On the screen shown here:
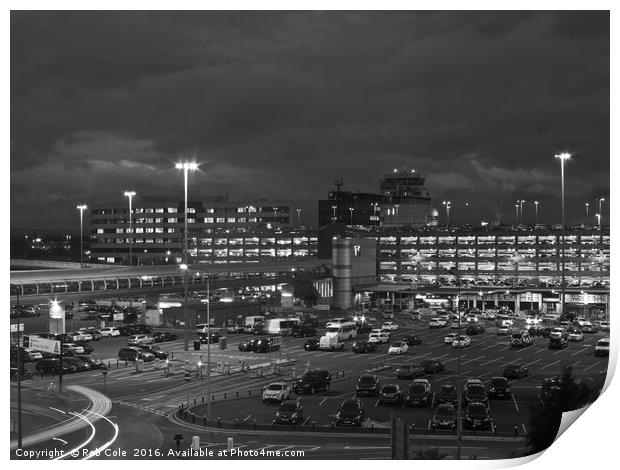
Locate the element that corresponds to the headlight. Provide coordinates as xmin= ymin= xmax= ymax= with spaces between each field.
xmin=291 ymin=413 xmax=298 ymax=418
xmin=275 ymin=412 xmax=280 ymax=417
xmin=355 ymin=415 xmax=362 ymax=420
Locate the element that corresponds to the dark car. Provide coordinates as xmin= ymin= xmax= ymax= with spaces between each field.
xmin=502 ymin=364 xmax=529 ymax=380
xmin=541 ymin=377 xmax=561 ymax=402
xmin=356 ymin=324 xmax=373 ymax=335
xmin=74 ymin=342 xmax=95 ymax=354
xmin=335 ymin=399 xmax=365 ymax=426
xmin=126 ymin=324 xmax=153 ymax=335
xmin=420 ymin=359 xmax=445 ymax=374
xmin=239 ymin=338 xmax=257 ymax=352
xmin=138 ymin=344 xmax=169 ymax=359
xmin=200 ymin=330 xmax=223 ymax=344
xmin=292 ymin=324 xmax=317 ymax=338
xmin=35 ymin=358 xmax=77 ymax=375
xmin=118 ymin=347 xmax=155 ymax=362
xmin=465 ymin=324 xmax=485 ymax=335
xmin=10 ymin=367 xmax=33 ymax=381
xmin=225 ymin=324 xmax=245 ymax=334
xmin=488 ymin=377 xmax=511 ymax=399
xmin=153 ymin=331 xmax=178 ymax=342
xmin=464 ymin=403 xmax=492 ymax=430
xmin=378 ymin=384 xmax=403 ymax=405
xmin=401 ymin=335 xmax=423 ymax=346
xmin=254 ymin=337 xmax=281 ymax=353
xmin=63 ymin=357 xmax=92 ymax=372
xmin=293 ymin=369 xmax=331 ymax=395
xmin=405 ymin=379 xmax=432 ymax=406
xmin=548 ymin=335 xmax=568 ymax=349
xmin=582 ymin=323 xmax=599 ymax=334
xmin=352 ymin=341 xmax=377 ymax=354
xmin=463 ymin=380 xmax=488 ymax=406
xmin=355 ymin=375 xmax=380 ymax=396
xmin=431 ymin=404 xmax=457 ymax=429
xmin=82 ymin=328 xmax=103 ymax=341
xmin=302 ymin=338 xmax=320 ymax=351
xmin=437 ymin=385 xmax=459 ymax=406
xmin=540 ymin=327 xmax=554 ymax=338
xmin=274 ymin=400 xmax=303 ymax=425
xmin=395 ymin=364 xmax=425 ymax=380
xmin=75 ymin=355 xmax=104 ymax=370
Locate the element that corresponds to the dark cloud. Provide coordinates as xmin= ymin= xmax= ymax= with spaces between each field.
xmin=10 ymin=11 xmax=609 ymax=231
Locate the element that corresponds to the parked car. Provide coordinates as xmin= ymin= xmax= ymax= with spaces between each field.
xmin=395 ymin=364 xmax=425 ymax=380
xmin=291 ymin=323 xmax=317 ymax=338
xmin=352 ymin=340 xmax=376 ymax=353
xmin=293 ymin=369 xmax=331 ymax=394
xmin=429 ymin=318 xmax=447 ymax=328
xmin=62 ymin=343 xmax=85 ymax=356
xmin=548 ymin=334 xmax=568 ymax=349
xmin=303 ymin=338 xmax=320 ymax=351
xmin=463 ymin=379 xmax=488 ymax=406
xmin=199 ymin=330 xmax=223 ymax=344
xmin=118 ymin=347 xmax=155 ymax=362
xmin=274 ymin=400 xmax=303 ymax=424
xmin=420 ymin=359 xmax=445 ymax=374
xmin=262 ymin=382 xmax=293 ymax=403
xmin=19 ymin=347 xmax=43 ymax=362
xmin=488 ymin=377 xmax=511 ymax=399
xmin=444 ymin=333 xmax=458 ymax=344
xmin=405 ymin=379 xmax=432 ymax=407
xmin=381 ymin=321 xmax=399 ymax=331
xmin=510 ymin=332 xmax=533 ymax=347
xmin=138 ymin=344 xmax=168 ymax=359
xmin=80 ymin=328 xmax=102 ymax=341
xmin=10 ymin=367 xmax=33 ymax=381
xmin=378 ymin=384 xmax=404 ymax=405
xmin=99 ymin=327 xmax=121 ymax=338
xmin=355 ymin=375 xmax=380 ymax=396
xmin=388 ymin=342 xmax=409 ymax=355
xmin=567 ymin=328 xmax=584 ymax=342
xmin=401 ymin=335 xmax=422 ymax=346
xmin=125 ymin=324 xmax=153 ymax=335
xmin=599 ymin=321 xmax=610 ymax=332
xmin=437 ymin=385 xmax=459 ymax=406
xmin=238 ymin=339 xmax=256 ymax=352
xmin=335 ymin=399 xmax=365 ymax=426
xmin=452 ymin=335 xmax=471 ymax=348
xmin=127 ymin=335 xmax=155 ymax=346
xmin=75 ymin=355 xmax=104 ymax=370
xmin=35 ymin=358 xmax=77 ymax=375
xmin=464 ymin=403 xmax=492 ymax=430
xmin=63 ymin=357 xmax=92 ymax=372
xmin=153 ymin=331 xmax=177 ymax=342
xmin=255 ymin=337 xmax=282 ymax=353
xmin=502 ymin=364 xmax=529 ymax=379
xmin=541 ymin=377 xmax=561 ymax=401
xmin=368 ymin=332 xmax=389 ymax=344
xmin=431 ymin=404 xmax=457 ymax=429
xmin=76 ymin=330 xmax=93 ymax=342
xmin=225 ymin=324 xmax=245 ymax=335
xmin=466 ymin=324 xmax=485 ymax=335
xmin=595 ymin=338 xmax=610 ymax=357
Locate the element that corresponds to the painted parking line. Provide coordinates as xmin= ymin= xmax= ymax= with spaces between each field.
xmin=482 ymin=344 xmax=498 ymax=351
xmin=480 ymin=357 xmax=504 ymax=367
xmin=242 ymin=414 xmax=252 ymax=422
xmin=319 ymin=397 xmax=329 ymax=407
xmin=524 ymin=358 xmax=541 ymax=367
xmin=541 ymin=360 xmax=560 ymax=370
xmin=511 ymin=393 xmax=520 ymax=413
xmin=533 ymin=348 xmax=547 ymax=354
xmin=582 ymin=363 xmax=599 ymax=373
xmin=331 ymin=352 xmax=351 ymax=359
xmin=462 ymin=355 xmax=486 ymax=365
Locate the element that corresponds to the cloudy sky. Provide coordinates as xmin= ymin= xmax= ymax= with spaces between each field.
xmin=10 ymin=11 xmax=609 ymax=232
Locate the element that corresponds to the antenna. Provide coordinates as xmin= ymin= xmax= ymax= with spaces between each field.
xmin=333 ymin=177 xmax=343 ymax=192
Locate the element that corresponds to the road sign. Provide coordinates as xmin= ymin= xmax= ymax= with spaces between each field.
xmin=113 ymin=313 xmax=124 ymax=321
xmin=27 ymin=336 xmax=61 ymax=354
xmin=10 ymin=324 xmax=24 ymax=333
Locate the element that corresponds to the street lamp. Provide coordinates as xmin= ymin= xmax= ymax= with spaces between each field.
xmin=394 ymin=204 xmax=399 ymax=225
xmin=296 ymin=208 xmax=301 ymax=226
xmin=534 ymin=201 xmax=539 ymax=226
xmin=514 ymin=203 xmax=519 ymax=225
xmin=123 ymin=191 xmax=136 ymax=266
xmin=585 ymin=202 xmax=590 ymax=221
xmin=331 ymin=205 xmax=337 ymax=221
xmin=597 ymin=198 xmax=605 ymax=224
xmin=176 ymin=161 xmax=199 ymax=351
xmin=76 ymin=204 xmax=87 ymax=268
xmin=555 ymin=152 xmax=571 ymax=316
xmin=349 ymin=207 xmax=355 ymax=226
xmin=272 ymin=207 xmax=278 ymax=224
xmin=596 ymin=213 xmax=601 ymax=227
xmin=442 ymin=200 xmax=451 ymax=226
xmin=520 ymin=200 xmax=525 ymax=225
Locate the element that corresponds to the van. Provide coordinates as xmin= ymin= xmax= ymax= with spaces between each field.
xmin=195 ymin=323 xmax=215 ymax=334
xmin=319 ymin=335 xmax=344 ymax=351
xmin=595 ymin=338 xmax=610 ymax=356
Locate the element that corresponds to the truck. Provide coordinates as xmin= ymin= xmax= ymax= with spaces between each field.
xmin=254 ymin=336 xmax=282 ymax=353
xmin=319 ymin=335 xmax=344 ymax=351
xmin=263 ymin=318 xmax=300 ymax=336
xmin=244 ymin=316 xmax=265 ymax=334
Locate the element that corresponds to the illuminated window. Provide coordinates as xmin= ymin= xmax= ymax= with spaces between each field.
xmin=155 ymin=208 xmax=164 ymax=213
xmin=145 ymin=238 xmax=154 ymax=243
xmin=116 ymin=228 xmax=124 ymax=234
xmin=155 ymin=238 xmax=164 ymax=243
xmin=187 ymin=208 xmax=196 ymax=213
xmin=354 ymin=245 xmax=361 ymax=256
xmin=167 ymin=218 xmax=177 ymax=223
xmin=206 ymin=208 xmax=214 ymax=213
xmin=167 ymin=228 xmax=176 ymax=233
xmin=146 ymin=218 xmax=154 ymax=223
xmin=187 ymin=218 xmax=196 ymax=223
xmin=227 ymin=218 xmax=236 ymax=223
xmin=167 ymin=207 xmax=177 ymax=213
xmin=204 ymin=218 xmax=214 ymax=223
xmin=97 ymin=228 xmax=104 ymax=234
xmin=135 ymin=228 xmax=144 ymax=234
xmin=145 ymin=228 xmax=154 ymax=233
xmin=237 ymin=207 xmax=247 ymax=213
xmin=216 ymin=218 xmax=225 ymax=223
xmin=145 ymin=208 xmax=154 ymax=213
xmin=154 ymin=218 xmax=163 ymax=223
xmin=155 ymin=227 xmax=164 ymax=233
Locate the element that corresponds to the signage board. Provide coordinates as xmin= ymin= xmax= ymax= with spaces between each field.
xmin=27 ymin=336 xmax=61 ymax=354
xmin=113 ymin=313 xmax=124 ymax=321
xmin=10 ymin=323 xmax=24 ymax=333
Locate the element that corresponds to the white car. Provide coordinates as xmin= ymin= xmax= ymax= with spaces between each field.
xmin=429 ymin=318 xmax=447 ymax=328
xmin=525 ymin=317 xmax=541 ymax=325
xmin=444 ymin=333 xmax=458 ymax=344
xmin=465 ymin=315 xmax=478 ymax=323
xmin=452 ymin=335 xmax=471 ymax=348
xmin=450 ymin=321 xmax=461 ymax=329
xmin=595 ymin=338 xmax=610 ymax=356
xmin=480 ymin=312 xmax=496 ymax=320
xmin=382 ymin=321 xmax=399 ymax=331
xmin=262 ymin=382 xmax=292 ymax=403
xmin=63 ymin=343 xmax=85 ymax=355
xmin=127 ymin=334 xmax=155 ymax=346
xmin=542 ymin=313 xmax=559 ymax=322
xmin=388 ymin=342 xmax=409 ymax=355
xmin=497 ymin=325 xmax=512 ymax=335
xmin=99 ymin=327 xmax=120 ymax=337
xmin=568 ymin=330 xmax=584 ymax=342
xmin=369 ymin=332 xmax=390 ymax=344
xmin=382 ymin=310 xmax=394 ymax=319
xmin=549 ymin=328 xmax=567 ymax=339
xmin=77 ymin=329 xmax=93 ymax=341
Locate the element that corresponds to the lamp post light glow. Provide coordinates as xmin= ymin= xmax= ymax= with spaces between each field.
xmin=596 ymin=213 xmax=601 ymax=227
xmin=514 ymin=203 xmax=519 ymax=224
xmin=585 ymin=202 xmax=590 ymax=221
xmin=331 ymin=205 xmax=337 ymax=221
xmin=76 ymin=204 xmax=87 ymax=268
xmin=176 ymin=161 xmax=199 ymax=351
xmin=296 ymin=208 xmax=301 ymax=226
xmin=520 ymin=200 xmax=525 ymax=225
xmin=555 ymin=152 xmax=571 ymax=316
xmin=349 ymin=207 xmax=355 ymax=226
xmin=534 ymin=201 xmax=539 ymax=226
xmin=597 ymin=198 xmax=605 ymax=224
xmin=123 ymin=191 xmax=136 ymax=266
xmin=442 ymin=200 xmax=451 ymax=226
xmin=272 ymin=207 xmax=278 ymax=224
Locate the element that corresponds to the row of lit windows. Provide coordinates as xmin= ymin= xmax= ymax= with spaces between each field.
xmin=381 ymin=235 xmax=609 ymax=245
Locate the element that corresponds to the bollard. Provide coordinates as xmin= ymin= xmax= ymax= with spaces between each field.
xmin=248 ymin=390 xmax=251 ymax=396
xmin=116 ymin=360 xmax=119 ymax=368
xmin=271 ymin=420 xmax=275 ymax=428
xmin=312 ymin=421 xmax=315 ymax=431
xmin=217 ymin=417 xmax=221 ymax=427
xmin=514 ymin=425 xmax=518 ymax=435
xmin=331 ymin=422 xmax=334 ymax=430
xmin=171 ymin=352 xmax=174 ymax=359
xmin=203 ymin=416 xmax=206 ymax=425
xmin=192 ymin=413 xmax=195 ymax=423
xmin=493 ymin=425 xmax=497 ymax=434
xmin=212 ymin=394 xmax=214 ymax=401
xmin=194 ymin=398 xmax=196 ymax=406
xmin=236 ymin=391 xmax=239 ymax=398
xmin=411 ymin=423 xmax=415 ymax=432
xmin=202 ymin=396 xmax=204 ymax=404
xmin=254 ymin=419 xmax=257 ymax=430
xmin=371 ymin=424 xmax=374 ymax=433
xmin=108 ymin=361 xmax=111 ymax=369
xmin=125 ymin=360 xmax=128 ymax=367
xmin=224 ymin=393 xmax=226 ymax=399
xmin=235 ymin=418 xmax=239 ymax=429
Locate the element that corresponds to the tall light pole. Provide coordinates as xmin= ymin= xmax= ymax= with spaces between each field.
xmin=597 ymin=198 xmax=605 ymax=224
xmin=296 ymin=208 xmax=301 ymax=226
xmin=331 ymin=205 xmax=337 ymax=222
xmin=76 ymin=204 xmax=87 ymax=268
xmin=534 ymin=201 xmax=539 ymax=226
xmin=206 ymin=273 xmax=212 ymax=421
xmin=272 ymin=207 xmax=278 ymax=224
xmin=394 ymin=204 xmax=399 ymax=225
xmin=596 ymin=213 xmax=601 ymax=227
xmin=442 ymin=200 xmax=451 ymax=226
xmin=520 ymin=200 xmax=525 ymax=225
xmin=585 ymin=202 xmax=590 ymax=221
xmin=555 ymin=152 xmax=571 ymax=316
xmin=514 ymin=203 xmax=519 ymax=225
xmin=349 ymin=207 xmax=355 ymax=226
xmin=176 ymin=162 xmax=199 ymax=351
xmin=123 ymin=191 xmax=136 ymax=266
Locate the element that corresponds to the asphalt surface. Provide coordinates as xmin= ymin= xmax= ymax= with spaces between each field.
xmin=11 ymin=312 xmax=609 ymax=460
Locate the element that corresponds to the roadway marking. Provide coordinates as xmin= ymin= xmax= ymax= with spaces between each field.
xmin=461 ymin=355 xmax=485 ymax=365
xmin=533 ymin=348 xmax=547 ymax=354
xmin=429 ymin=343 xmax=446 ymax=349
xmin=482 ymin=344 xmax=497 ymax=351
xmin=522 ymin=423 xmax=527 ymax=434
xmin=296 ymin=351 xmax=315 ymax=356
xmin=374 ymin=399 xmax=380 ymax=407
xmin=541 ymin=360 xmax=560 ymax=370
xmin=302 ymin=416 xmax=311 ymax=426
xmin=571 ymin=349 xmax=585 ymax=356
xmin=331 ymin=352 xmax=350 ymax=359
xmin=480 ymin=357 xmax=503 ymax=366
xmin=242 ymin=414 xmax=252 ymax=422
xmin=582 ymin=363 xmax=598 ymax=373
xmin=524 ymin=358 xmax=541 ymax=367
xmin=511 ymin=394 xmax=520 ymax=413
xmin=49 ymin=407 xmax=66 ymax=415
xmin=552 ymin=349 xmax=567 ymax=355
xmin=319 ymin=397 xmax=328 ymax=406
xmin=435 ymin=353 xmax=450 ymax=359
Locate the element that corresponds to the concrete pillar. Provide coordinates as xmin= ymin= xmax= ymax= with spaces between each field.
xmin=332 ymin=238 xmax=353 ymax=309
xmin=515 ymin=293 xmax=520 ymax=314
xmin=494 ymin=294 xmax=499 ymax=307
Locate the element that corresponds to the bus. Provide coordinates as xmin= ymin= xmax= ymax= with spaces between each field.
xmin=263 ymin=318 xmax=301 ymax=336
xmin=325 ymin=321 xmax=358 ymax=341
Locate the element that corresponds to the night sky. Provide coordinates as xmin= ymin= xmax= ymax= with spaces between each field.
xmin=10 ymin=11 xmax=610 ymax=232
